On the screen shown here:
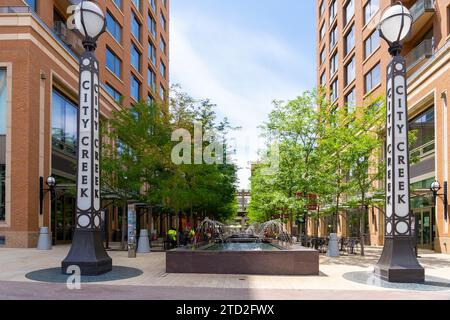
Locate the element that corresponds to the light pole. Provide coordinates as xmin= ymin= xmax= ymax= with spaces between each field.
xmin=430 ymin=181 xmax=448 ymax=221
xmin=374 ymin=3 xmax=424 ymax=283
xmin=61 ymin=0 xmax=112 ymax=275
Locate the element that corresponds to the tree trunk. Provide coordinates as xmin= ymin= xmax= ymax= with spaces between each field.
xmin=359 ymin=195 xmax=366 ymax=256
xmin=335 ymin=194 xmax=340 ymax=234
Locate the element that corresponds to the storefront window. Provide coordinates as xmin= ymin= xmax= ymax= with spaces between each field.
xmin=0 ymin=68 xmax=7 ymax=222
xmin=0 ymin=68 xmax=6 ymax=135
xmin=52 ymin=90 xmax=78 ymax=156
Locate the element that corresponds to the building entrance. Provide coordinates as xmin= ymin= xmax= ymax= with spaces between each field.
xmin=51 ymin=192 xmax=75 ymax=245
xmin=413 ymin=207 xmax=435 ymax=250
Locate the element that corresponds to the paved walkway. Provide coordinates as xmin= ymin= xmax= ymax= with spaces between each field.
xmin=0 ymin=246 xmax=449 ymax=300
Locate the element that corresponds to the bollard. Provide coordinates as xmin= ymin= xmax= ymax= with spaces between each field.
xmin=326 ymin=233 xmax=340 ymax=257
xmin=137 ymin=229 xmax=151 ymax=253
xmin=37 ymin=227 xmax=52 ymax=250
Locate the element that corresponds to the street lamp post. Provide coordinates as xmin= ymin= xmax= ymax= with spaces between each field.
xmin=374 ymin=3 xmax=424 ymax=283
xmin=430 ymin=181 xmax=448 ymax=221
xmin=61 ymin=0 xmax=112 ymax=275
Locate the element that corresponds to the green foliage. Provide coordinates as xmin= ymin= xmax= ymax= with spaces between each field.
xmin=249 ymin=89 xmax=388 ymax=230
xmin=101 ymin=86 xmax=238 ymax=222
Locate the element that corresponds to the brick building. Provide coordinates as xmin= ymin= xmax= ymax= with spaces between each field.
xmin=315 ymin=0 xmax=450 ymax=253
xmin=0 ymin=0 xmax=170 ymax=247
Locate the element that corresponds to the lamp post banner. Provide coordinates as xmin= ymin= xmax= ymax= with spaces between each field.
xmin=385 ymin=56 xmax=412 ymax=237
xmin=76 ymin=51 xmax=101 ymax=230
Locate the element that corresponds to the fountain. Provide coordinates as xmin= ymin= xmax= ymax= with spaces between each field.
xmin=246 ymin=220 xmax=293 ymax=244
xmin=166 ymin=218 xmax=319 ymax=275
xmin=194 ymin=218 xmax=227 ymax=245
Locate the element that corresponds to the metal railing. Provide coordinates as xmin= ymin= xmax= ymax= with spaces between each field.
xmin=406 ymin=38 xmax=434 ymax=70
xmin=410 ymin=140 xmax=435 ymax=160
xmin=410 ymin=0 xmax=435 ymax=22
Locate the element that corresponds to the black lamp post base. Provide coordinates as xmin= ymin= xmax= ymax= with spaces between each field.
xmin=374 ymin=238 xmax=424 ymax=283
xmin=61 ymin=229 xmax=112 ymax=276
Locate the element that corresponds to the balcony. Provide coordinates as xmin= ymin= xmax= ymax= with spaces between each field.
xmin=53 ymin=21 xmax=84 ymax=57
xmin=405 ymin=38 xmax=434 ymax=72
xmin=409 ymin=0 xmax=436 ymax=37
xmin=0 ymin=6 xmax=31 ymax=13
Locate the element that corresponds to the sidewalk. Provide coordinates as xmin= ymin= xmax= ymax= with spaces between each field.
xmin=0 ymin=246 xmax=449 ymax=300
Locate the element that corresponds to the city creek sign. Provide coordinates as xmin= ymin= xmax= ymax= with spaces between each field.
xmin=385 ymin=60 xmax=412 ymax=237
xmin=76 ymin=56 xmax=101 ymax=229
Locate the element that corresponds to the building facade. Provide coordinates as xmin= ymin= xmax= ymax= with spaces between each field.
xmin=0 ymin=0 xmax=170 ymax=247
xmin=316 ymin=0 xmax=450 ymax=253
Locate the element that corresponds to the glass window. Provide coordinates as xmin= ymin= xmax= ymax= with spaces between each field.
xmin=330 ymin=52 xmax=338 ymax=77
xmin=320 ymin=72 xmax=326 ymax=87
xmin=106 ymin=11 xmax=122 ymax=43
xmin=344 ymin=0 xmax=354 ymax=26
xmin=160 ymin=84 xmax=166 ymax=100
xmin=148 ymin=69 xmax=156 ymax=92
xmin=162 ymin=0 xmax=167 ymax=7
xmin=160 ymin=37 xmax=166 ymax=54
xmin=364 ymin=0 xmax=379 ymax=25
xmin=131 ymin=75 xmax=140 ymax=101
xmin=113 ymin=0 xmax=122 ymax=10
xmin=364 ymin=30 xmax=380 ymax=59
xmin=345 ymin=56 xmax=355 ymax=86
xmin=106 ymin=48 xmax=121 ymax=78
xmin=148 ymin=15 xmax=156 ymax=39
xmin=365 ymin=63 xmax=381 ymax=93
xmin=409 ymin=108 xmax=435 ymax=151
xmin=25 ymin=0 xmax=37 ymax=11
xmin=0 ymin=68 xmax=6 ymax=222
xmin=160 ymin=12 xmax=166 ymax=31
xmin=160 ymin=60 xmax=166 ymax=78
xmin=320 ymin=23 xmax=326 ymax=40
xmin=345 ymin=87 xmax=356 ymax=113
xmin=148 ymin=95 xmax=155 ymax=107
xmin=345 ymin=24 xmax=355 ymax=56
xmin=149 ymin=0 xmax=156 ymax=12
xmin=320 ymin=47 xmax=326 ymax=64
xmin=131 ymin=44 xmax=141 ymax=72
xmin=52 ymin=90 xmax=78 ymax=155
xmin=0 ymin=68 xmax=6 ymax=135
xmin=104 ymin=83 xmax=121 ymax=102
xmin=330 ymin=25 xmax=338 ymax=49
xmin=148 ymin=42 xmax=156 ymax=66
xmin=329 ymin=0 xmax=337 ymax=25
xmin=331 ymin=79 xmax=338 ymax=101
xmin=319 ymin=1 xmax=325 ymax=16
xmin=133 ymin=0 xmax=140 ymax=11
xmin=131 ymin=12 xmax=141 ymax=42
xmin=0 ymin=163 xmax=4 ymax=221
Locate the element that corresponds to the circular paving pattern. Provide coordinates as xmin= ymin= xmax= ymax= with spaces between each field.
xmin=343 ymin=271 xmax=450 ymax=292
xmin=25 ymin=266 xmax=143 ymax=284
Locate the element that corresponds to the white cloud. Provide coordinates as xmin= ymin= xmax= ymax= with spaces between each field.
xmin=170 ymin=8 xmax=314 ymax=189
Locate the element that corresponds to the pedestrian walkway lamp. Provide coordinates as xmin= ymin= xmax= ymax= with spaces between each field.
xmin=61 ymin=0 xmax=112 ymax=275
xmin=430 ymin=181 xmax=448 ymax=221
xmin=374 ymin=3 xmax=424 ymax=283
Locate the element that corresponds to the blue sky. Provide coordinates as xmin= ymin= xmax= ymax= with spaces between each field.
xmin=170 ymin=0 xmax=317 ymax=189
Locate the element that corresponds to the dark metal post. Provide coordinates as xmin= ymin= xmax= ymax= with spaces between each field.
xmin=374 ymin=54 xmax=424 ymax=283
xmin=61 ymin=43 xmax=112 ymax=275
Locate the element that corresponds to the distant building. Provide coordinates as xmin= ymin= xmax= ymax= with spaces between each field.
xmin=235 ymin=189 xmax=250 ymax=230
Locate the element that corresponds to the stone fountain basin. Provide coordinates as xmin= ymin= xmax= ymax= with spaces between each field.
xmin=166 ymin=242 xmax=319 ymax=276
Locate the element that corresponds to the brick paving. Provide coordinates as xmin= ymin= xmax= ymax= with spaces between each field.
xmin=0 ymin=246 xmax=449 ymax=300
